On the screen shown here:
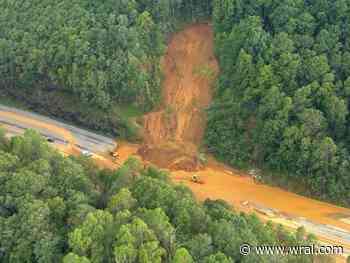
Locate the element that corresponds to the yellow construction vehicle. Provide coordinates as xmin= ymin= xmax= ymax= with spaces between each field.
xmin=109 ymin=143 xmax=119 ymax=163
xmin=191 ymin=174 xmax=205 ymax=184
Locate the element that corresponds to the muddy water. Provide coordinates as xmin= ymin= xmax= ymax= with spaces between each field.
xmin=141 ymin=24 xmax=218 ymax=170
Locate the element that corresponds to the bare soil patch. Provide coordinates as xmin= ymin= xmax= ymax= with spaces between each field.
xmin=140 ymin=23 xmax=218 ymax=171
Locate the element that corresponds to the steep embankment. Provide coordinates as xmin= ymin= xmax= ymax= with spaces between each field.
xmin=138 ymin=23 xmax=350 ymax=258
xmin=140 ymin=24 xmax=218 ymax=170
xmin=2 ymin=23 xmax=349 ymax=259
xmin=139 ymin=24 xmax=350 ymax=231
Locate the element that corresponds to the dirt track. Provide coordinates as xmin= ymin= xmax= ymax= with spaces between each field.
xmin=140 ymin=24 xmax=218 ymax=170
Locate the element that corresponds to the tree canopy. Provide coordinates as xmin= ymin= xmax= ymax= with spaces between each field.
xmin=0 ymin=130 xmax=319 ymax=262
xmin=207 ymin=0 xmax=350 ymax=206
xmin=0 ymin=0 xmax=212 ymax=111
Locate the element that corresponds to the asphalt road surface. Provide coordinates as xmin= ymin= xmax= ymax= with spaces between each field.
xmin=1 ymin=104 xmax=349 ymax=261
xmin=0 ymin=105 xmax=116 ymax=154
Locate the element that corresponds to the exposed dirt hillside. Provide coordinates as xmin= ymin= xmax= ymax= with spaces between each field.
xmin=136 ymin=24 xmax=350 ymax=260
xmin=2 ymin=23 xmax=348 ymax=261
xmin=140 ymin=24 xmax=218 ymax=170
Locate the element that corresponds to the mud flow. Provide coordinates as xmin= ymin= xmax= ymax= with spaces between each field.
xmin=140 ymin=24 xmax=219 ymax=171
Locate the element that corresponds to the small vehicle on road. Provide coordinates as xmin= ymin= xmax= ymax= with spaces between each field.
xmin=81 ymin=150 xmax=93 ymax=157
xmin=109 ymin=143 xmax=119 ymax=163
xmin=46 ymin=137 xmax=55 ymax=143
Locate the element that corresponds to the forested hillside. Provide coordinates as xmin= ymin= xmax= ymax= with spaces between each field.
xmin=0 ymin=0 xmax=211 ymax=137
xmin=206 ymin=0 xmax=350 ymax=206
xmin=2 ymin=0 xmax=350 ymax=233
xmin=0 ymin=130 xmax=319 ymax=262
xmin=0 ymin=0 xmax=208 ymax=109
xmin=2 ymin=1 xmax=350 ymax=261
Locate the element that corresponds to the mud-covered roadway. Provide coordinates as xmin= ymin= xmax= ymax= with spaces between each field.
xmin=1 ymin=24 xmax=350 ymax=262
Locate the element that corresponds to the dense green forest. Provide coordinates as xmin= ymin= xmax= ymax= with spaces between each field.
xmin=0 ymin=130 xmax=321 ymax=262
xmin=0 ymin=0 xmax=211 ymax=138
xmin=1 ymin=0 xmax=350 ymax=220
xmin=0 ymin=0 xmax=211 ymax=110
xmin=206 ymin=0 xmax=350 ymax=206
xmin=0 ymin=1 xmax=349 ymax=260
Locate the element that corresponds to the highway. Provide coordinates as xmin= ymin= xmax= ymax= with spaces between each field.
xmin=0 ymin=104 xmax=349 ymax=261
xmin=0 ymin=105 xmax=116 ymax=155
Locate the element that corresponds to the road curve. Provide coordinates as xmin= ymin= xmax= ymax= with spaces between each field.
xmin=0 ymin=104 xmax=116 ymax=154
xmin=1 ymin=103 xmax=350 ymax=261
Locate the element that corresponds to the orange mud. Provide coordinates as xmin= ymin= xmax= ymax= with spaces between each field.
xmin=140 ymin=23 xmax=219 ymax=170
xmin=139 ymin=23 xmax=350 ymax=234
xmin=0 ymin=111 xmax=79 ymax=154
xmin=85 ymin=142 xmax=140 ymax=170
xmin=139 ymin=23 xmax=350 ymax=257
xmin=172 ymin=160 xmax=350 ymax=232
xmin=2 ymin=24 xmax=350 ymax=259
xmin=0 ymin=111 xmax=75 ymax=143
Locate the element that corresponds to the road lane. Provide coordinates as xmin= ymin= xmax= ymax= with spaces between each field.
xmin=0 ymin=105 xmax=116 ymax=154
xmin=1 ymin=104 xmax=349 ymax=261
